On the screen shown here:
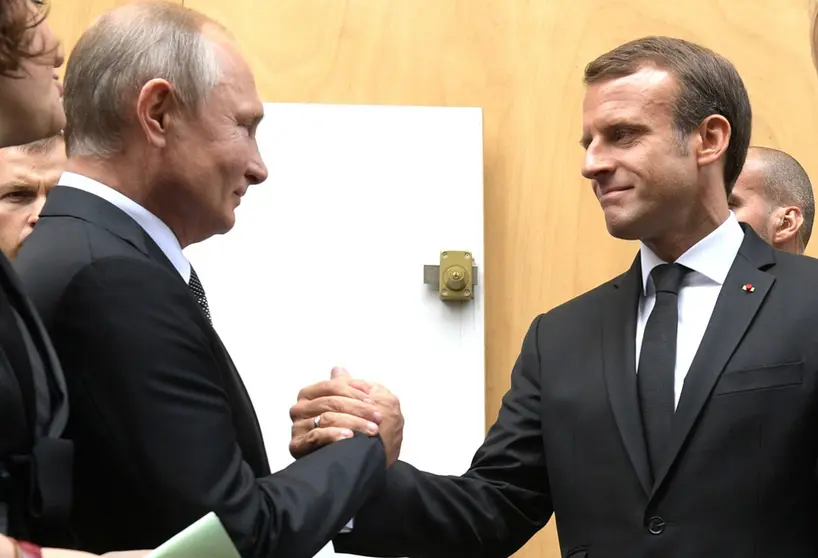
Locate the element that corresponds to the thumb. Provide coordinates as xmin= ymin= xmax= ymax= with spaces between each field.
xmin=331 ymin=366 xmax=351 ymax=379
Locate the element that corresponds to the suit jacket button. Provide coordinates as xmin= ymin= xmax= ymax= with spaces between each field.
xmin=647 ymin=516 xmax=665 ymax=535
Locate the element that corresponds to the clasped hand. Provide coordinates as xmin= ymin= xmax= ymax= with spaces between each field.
xmin=289 ymin=367 xmax=403 ymax=466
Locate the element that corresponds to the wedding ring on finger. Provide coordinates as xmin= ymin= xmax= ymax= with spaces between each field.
xmin=313 ymin=415 xmax=321 ymax=429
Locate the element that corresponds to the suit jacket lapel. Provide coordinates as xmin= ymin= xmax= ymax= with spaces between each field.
xmin=603 ymin=255 xmax=652 ymax=496
xmin=651 ymin=226 xmax=775 ymax=496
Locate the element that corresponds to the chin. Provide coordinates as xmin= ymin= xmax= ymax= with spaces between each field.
xmin=39 ymin=98 xmax=65 ymax=131
xmin=216 ymin=211 xmax=237 ymax=235
xmin=602 ymin=206 xmax=633 ymax=237
xmin=26 ymin=113 xmax=64 ymax=146
xmin=604 ymin=216 xmax=642 ymax=241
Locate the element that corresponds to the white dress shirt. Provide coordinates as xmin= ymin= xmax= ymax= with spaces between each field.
xmin=636 ymin=212 xmax=745 ymax=409
xmin=57 ymin=171 xmax=191 ymax=282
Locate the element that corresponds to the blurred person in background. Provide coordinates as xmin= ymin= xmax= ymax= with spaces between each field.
xmin=729 ymin=146 xmax=814 ymax=254
xmin=0 ymin=135 xmax=66 ymax=260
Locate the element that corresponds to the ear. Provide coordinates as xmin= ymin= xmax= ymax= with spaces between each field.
xmin=772 ymin=206 xmax=804 ymax=246
xmin=135 ymin=79 xmax=176 ymax=149
xmin=694 ymin=114 xmax=731 ymax=168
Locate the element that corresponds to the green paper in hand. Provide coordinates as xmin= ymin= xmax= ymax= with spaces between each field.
xmin=146 ymin=512 xmax=240 ymax=558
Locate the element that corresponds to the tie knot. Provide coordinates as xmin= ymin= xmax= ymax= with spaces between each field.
xmin=650 ymin=263 xmax=689 ymax=295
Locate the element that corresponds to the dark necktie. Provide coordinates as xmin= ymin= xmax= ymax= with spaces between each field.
xmin=188 ymin=266 xmax=212 ymax=325
xmin=638 ymin=262 xmax=689 ymax=481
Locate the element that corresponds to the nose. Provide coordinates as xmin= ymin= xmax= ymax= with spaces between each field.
xmin=54 ymin=41 xmax=65 ymax=69
xmin=28 ymin=196 xmax=46 ymax=227
xmin=581 ymin=143 xmax=615 ymax=180
xmin=43 ymin=21 xmax=65 ymax=69
xmin=246 ymin=141 xmax=268 ymax=185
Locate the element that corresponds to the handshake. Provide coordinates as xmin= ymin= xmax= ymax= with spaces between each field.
xmin=289 ymin=367 xmax=405 ymax=466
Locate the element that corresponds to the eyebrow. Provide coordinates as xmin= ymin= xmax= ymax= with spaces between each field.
xmin=0 ymin=181 xmax=37 ymax=190
xmin=0 ymin=181 xmax=46 ymax=194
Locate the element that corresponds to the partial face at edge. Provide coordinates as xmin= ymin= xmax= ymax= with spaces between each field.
xmin=0 ymin=1 xmax=65 ymax=147
xmin=0 ymin=139 xmax=66 ymax=259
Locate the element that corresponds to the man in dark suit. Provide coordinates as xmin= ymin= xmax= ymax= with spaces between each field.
xmin=290 ymin=37 xmax=818 ymax=557
xmin=14 ymin=3 xmax=403 ymax=557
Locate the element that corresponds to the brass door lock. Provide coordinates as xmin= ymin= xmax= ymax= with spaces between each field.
xmin=423 ymin=250 xmax=478 ymax=301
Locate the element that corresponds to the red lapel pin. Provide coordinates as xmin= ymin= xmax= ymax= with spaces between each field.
xmin=741 ymin=283 xmax=755 ymax=293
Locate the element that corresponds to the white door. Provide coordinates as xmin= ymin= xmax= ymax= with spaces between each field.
xmin=183 ymin=102 xmax=486 ymax=557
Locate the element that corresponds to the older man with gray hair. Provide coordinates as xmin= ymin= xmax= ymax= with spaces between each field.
xmin=729 ymin=146 xmax=815 ymax=254
xmin=14 ymin=2 xmax=404 ymax=557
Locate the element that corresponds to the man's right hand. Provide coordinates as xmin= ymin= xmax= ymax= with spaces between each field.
xmin=366 ymin=382 xmax=403 ymax=466
xmin=289 ymin=367 xmax=404 ymax=466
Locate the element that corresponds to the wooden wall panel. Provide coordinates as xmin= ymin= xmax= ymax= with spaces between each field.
xmin=48 ymin=1 xmax=818 ymax=556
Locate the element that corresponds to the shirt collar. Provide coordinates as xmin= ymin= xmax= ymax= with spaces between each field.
xmin=58 ymin=171 xmax=192 ymax=282
xmin=639 ymin=211 xmax=744 ymax=294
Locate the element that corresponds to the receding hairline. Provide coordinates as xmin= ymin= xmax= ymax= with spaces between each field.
xmin=89 ymin=2 xmax=238 ymax=85
xmin=746 ymin=146 xmax=810 ymax=200
xmin=585 ymin=57 xmax=675 ymax=84
xmin=90 ymin=2 xmax=237 ymax=73
xmin=63 ymin=1 xmax=239 ymax=157
xmin=89 ymin=2 xmax=235 ymax=57
xmin=100 ymin=1 xmax=228 ymax=31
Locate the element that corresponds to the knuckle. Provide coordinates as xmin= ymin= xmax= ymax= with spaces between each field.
xmin=326 ymin=397 xmax=345 ymax=413
xmin=326 ymin=379 xmax=344 ymax=394
xmin=304 ymin=430 xmax=319 ymax=447
xmin=340 ymin=416 xmax=365 ymax=430
xmin=289 ymin=437 xmax=305 ymax=457
xmin=293 ymin=420 xmax=312 ymax=439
